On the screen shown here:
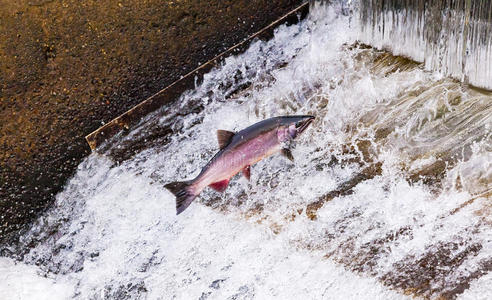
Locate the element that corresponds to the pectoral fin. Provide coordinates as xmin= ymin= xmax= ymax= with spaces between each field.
xmin=281 ymin=148 xmax=294 ymax=162
xmin=209 ymin=179 xmax=230 ymax=192
xmin=242 ymin=165 xmax=251 ymax=181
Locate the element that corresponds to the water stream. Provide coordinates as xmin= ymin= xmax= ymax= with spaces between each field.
xmin=359 ymin=0 xmax=492 ymax=90
xmin=1 ymin=2 xmax=491 ymax=299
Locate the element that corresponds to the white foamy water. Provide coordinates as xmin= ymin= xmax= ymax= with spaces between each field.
xmin=0 ymin=257 xmax=73 ymax=299
xmin=2 ymin=2 xmax=491 ymax=299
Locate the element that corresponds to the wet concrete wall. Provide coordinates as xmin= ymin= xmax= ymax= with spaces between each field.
xmin=0 ymin=0 xmax=303 ymax=245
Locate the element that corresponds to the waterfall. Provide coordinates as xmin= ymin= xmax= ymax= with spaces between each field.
xmin=0 ymin=1 xmax=491 ymax=299
xmin=359 ymin=0 xmax=492 ymax=90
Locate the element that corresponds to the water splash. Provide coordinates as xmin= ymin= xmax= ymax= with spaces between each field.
xmin=1 ymin=2 xmax=491 ymax=299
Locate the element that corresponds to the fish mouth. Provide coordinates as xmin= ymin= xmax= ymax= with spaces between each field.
xmin=296 ymin=116 xmax=315 ymax=134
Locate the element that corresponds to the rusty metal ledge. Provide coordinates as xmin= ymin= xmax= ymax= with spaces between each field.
xmin=85 ymin=2 xmax=309 ymax=151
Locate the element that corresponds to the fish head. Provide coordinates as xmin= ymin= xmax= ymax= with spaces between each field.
xmin=276 ymin=115 xmax=315 ymax=142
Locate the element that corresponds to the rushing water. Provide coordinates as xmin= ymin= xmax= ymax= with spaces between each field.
xmin=359 ymin=0 xmax=492 ymax=90
xmin=1 ymin=2 xmax=492 ymax=299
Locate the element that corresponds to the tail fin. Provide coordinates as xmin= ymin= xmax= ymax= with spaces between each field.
xmin=164 ymin=181 xmax=196 ymax=215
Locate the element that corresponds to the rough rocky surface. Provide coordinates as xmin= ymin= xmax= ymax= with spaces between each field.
xmin=0 ymin=0 xmax=303 ymax=245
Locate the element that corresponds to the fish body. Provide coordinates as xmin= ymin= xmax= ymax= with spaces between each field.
xmin=165 ymin=115 xmax=314 ymax=214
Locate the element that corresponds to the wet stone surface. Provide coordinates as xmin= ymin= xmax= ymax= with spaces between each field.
xmin=0 ymin=0 xmax=303 ymax=245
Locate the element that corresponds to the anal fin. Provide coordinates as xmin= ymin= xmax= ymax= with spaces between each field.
xmin=209 ymin=179 xmax=230 ymax=192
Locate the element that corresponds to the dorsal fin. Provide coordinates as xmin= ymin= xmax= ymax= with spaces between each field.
xmin=217 ymin=129 xmax=236 ymax=149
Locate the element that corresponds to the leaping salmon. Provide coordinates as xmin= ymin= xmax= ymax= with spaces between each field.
xmin=165 ymin=115 xmax=315 ymax=214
